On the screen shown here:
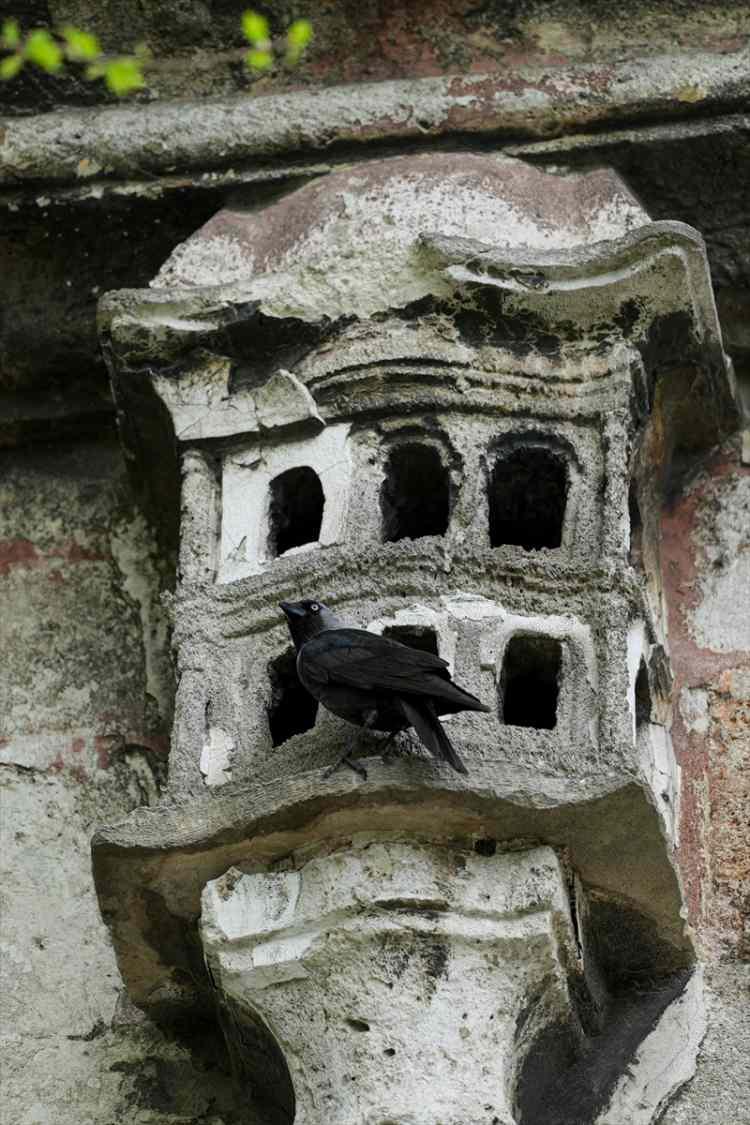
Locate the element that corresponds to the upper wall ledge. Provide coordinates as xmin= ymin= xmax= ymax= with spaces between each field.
xmin=1 ymin=45 xmax=748 ymax=197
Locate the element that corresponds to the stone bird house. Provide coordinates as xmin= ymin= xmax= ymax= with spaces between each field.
xmin=93 ymin=153 xmax=737 ymax=1124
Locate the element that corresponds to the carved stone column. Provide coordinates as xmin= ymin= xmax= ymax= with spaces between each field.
xmin=202 ymin=842 xmax=578 ymax=1125
xmin=92 ymin=153 xmax=738 ymax=1123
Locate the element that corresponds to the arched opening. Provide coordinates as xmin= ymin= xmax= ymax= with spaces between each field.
xmin=218 ymin=999 xmax=295 ymax=1125
xmin=382 ymin=624 xmax=439 ymax=656
xmin=489 ymin=446 xmax=567 ymax=550
xmin=268 ymin=466 xmax=324 ymax=558
xmin=501 ymin=634 xmax=562 ymax=730
xmin=628 ymin=478 xmax=643 ymax=567
xmin=267 ymin=648 xmax=318 ymax=746
xmin=635 ymin=659 xmax=651 ymax=730
xmin=381 ymin=444 xmax=450 ymax=542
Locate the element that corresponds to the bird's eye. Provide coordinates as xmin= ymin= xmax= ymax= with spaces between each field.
xmin=310 ymin=603 xmax=320 ymax=613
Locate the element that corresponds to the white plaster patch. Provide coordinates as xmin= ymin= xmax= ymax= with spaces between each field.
xmin=199 ymin=726 xmax=235 ymax=787
xmin=638 ymin=723 xmax=680 ymax=845
xmin=442 ymin=591 xmax=507 ymax=621
xmin=153 ymin=364 xmax=322 ymax=443
xmin=219 ymin=422 xmax=351 ymax=582
xmin=255 ymin=369 xmax=322 ymax=431
xmin=202 ymin=868 xmax=301 ymax=942
xmin=0 ymin=732 xmax=72 ymax=771
xmin=679 ymin=687 xmax=710 ymax=734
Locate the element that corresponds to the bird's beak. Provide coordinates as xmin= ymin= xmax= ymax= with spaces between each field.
xmin=279 ymin=601 xmax=305 ymax=619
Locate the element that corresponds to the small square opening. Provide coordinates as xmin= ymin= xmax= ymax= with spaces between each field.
xmin=489 ymin=446 xmax=567 ymax=550
xmin=381 ymin=444 xmax=450 ymax=542
xmin=501 ymin=634 xmax=562 ymax=729
xmin=382 ymin=624 xmax=439 ymax=655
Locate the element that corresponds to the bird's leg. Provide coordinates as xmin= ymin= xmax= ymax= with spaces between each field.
xmin=323 ymin=753 xmax=368 ymax=781
xmin=323 ymin=710 xmax=379 ymax=781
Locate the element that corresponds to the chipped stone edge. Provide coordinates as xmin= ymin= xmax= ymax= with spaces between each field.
xmin=595 ymin=966 xmax=706 ymax=1125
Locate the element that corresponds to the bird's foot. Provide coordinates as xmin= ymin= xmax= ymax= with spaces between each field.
xmin=379 ymin=729 xmax=419 ymax=763
xmin=323 ymin=750 xmax=368 ymax=781
xmin=376 ymin=730 xmax=400 ymax=762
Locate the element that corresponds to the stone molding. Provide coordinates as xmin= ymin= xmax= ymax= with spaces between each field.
xmin=2 ymin=48 xmax=748 ymax=192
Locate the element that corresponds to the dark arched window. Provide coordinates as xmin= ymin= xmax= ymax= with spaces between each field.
xmin=489 ymin=446 xmax=567 ymax=550
xmin=381 ymin=444 xmax=450 ymax=542
xmin=635 ymin=659 xmax=651 ymax=730
xmin=501 ymin=634 xmax=561 ymax=730
xmin=267 ymin=648 xmax=318 ymax=746
xmin=629 ymin=478 xmax=643 ymax=566
xmin=268 ymin=466 xmax=324 ymax=557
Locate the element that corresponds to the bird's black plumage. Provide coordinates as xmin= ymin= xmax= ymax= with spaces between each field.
xmin=280 ymin=599 xmax=489 ymax=775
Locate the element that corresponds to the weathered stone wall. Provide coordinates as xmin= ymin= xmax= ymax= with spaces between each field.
xmin=658 ymin=439 xmax=750 ymax=1124
xmin=2 ymin=0 xmax=748 ymax=112
xmin=0 ymin=439 xmax=237 ymax=1124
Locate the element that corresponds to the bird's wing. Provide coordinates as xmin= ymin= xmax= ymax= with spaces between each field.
xmin=299 ymin=628 xmax=456 ymax=699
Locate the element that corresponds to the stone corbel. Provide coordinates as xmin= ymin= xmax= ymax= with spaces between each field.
xmin=200 ymin=840 xmax=702 ymax=1125
xmin=201 ymin=842 xmax=581 ymax=1125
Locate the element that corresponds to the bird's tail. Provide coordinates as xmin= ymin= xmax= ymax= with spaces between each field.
xmin=400 ymin=698 xmax=469 ymax=776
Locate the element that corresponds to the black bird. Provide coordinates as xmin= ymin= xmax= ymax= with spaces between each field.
xmin=280 ymin=599 xmax=490 ymax=777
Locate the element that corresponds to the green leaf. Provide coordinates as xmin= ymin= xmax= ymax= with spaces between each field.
xmin=245 ymin=47 xmax=272 ymax=70
xmin=287 ymin=19 xmax=312 ymax=49
xmin=104 ymin=56 xmax=144 ymax=95
xmin=0 ymin=53 xmax=23 ymax=79
xmin=1 ymin=18 xmax=21 ymax=49
xmin=25 ymin=29 xmax=63 ymax=73
xmin=242 ymin=10 xmax=269 ymax=44
xmin=61 ymin=25 xmax=101 ymax=61
xmin=85 ymin=61 xmax=106 ymax=79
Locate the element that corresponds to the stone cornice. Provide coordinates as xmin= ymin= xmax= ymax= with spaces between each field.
xmin=1 ymin=46 xmax=748 ymax=199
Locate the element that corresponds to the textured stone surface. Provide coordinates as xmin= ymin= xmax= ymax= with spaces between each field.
xmin=220 ymin=422 xmax=349 ymax=581
xmin=154 ymin=155 xmax=648 ymax=300
xmin=201 ymin=842 xmax=579 ymax=1125
xmin=0 ymin=439 xmax=239 ymax=1124
xmin=201 ymin=840 xmax=701 ymax=1125
xmin=661 ymin=443 xmax=750 ymax=959
xmin=2 ymin=65 xmax=749 ymax=441
xmin=660 ymin=963 xmax=750 ymax=1125
xmin=2 ymin=9 xmax=749 ymax=1120
xmin=1 ymin=0 xmax=748 ymax=115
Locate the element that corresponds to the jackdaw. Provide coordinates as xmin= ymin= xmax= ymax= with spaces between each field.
xmin=280 ymin=599 xmax=490 ymax=777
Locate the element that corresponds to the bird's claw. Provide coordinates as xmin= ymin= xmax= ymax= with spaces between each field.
xmin=323 ymin=751 xmax=368 ymax=781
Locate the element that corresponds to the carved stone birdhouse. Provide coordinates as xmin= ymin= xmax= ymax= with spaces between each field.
xmin=94 ymin=153 xmax=737 ymax=1124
